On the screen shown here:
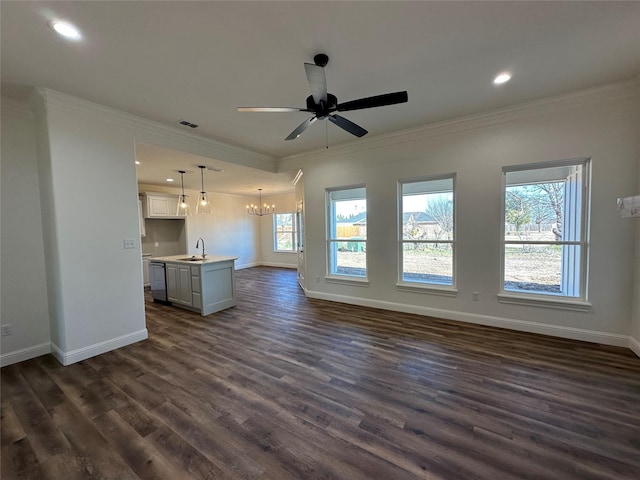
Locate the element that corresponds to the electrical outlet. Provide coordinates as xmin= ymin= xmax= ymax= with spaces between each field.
xmin=1 ymin=324 xmax=12 ymax=336
xmin=123 ymin=239 xmax=135 ymax=249
xmin=315 ymin=275 xmax=320 ymax=283
xmin=472 ymin=291 xmax=480 ymax=301
xmin=154 ymin=242 xmax=159 ymax=247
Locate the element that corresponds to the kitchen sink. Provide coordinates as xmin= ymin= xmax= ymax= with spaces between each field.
xmin=179 ymin=257 xmax=207 ymax=262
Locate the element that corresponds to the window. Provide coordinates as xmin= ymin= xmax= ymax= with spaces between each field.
xmin=502 ymin=159 xmax=590 ymax=300
xmin=273 ymin=213 xmax=297 ymax=252
xmin=399 ymin=175 xmax=455 ymax=287
xmin=327 ymin=186 xmax=367 ymax=278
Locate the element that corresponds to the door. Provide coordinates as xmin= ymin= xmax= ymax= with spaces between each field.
xmin=166 ymin=264 xmax=179 ymax=302
xmin=296 ymin=200 xmax=305 ymax=289
xmin=178 ymin=265 xmax=193 ymax=306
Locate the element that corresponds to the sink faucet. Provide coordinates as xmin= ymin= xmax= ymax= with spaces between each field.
xmin=196 ymin=237 xmax=206 ymax=258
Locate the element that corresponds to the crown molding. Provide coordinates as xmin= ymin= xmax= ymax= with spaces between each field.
xmin=30 ymin=88 xmax=277 ymax=173
xmin=277 ymin=78 xmax=640 ymax=170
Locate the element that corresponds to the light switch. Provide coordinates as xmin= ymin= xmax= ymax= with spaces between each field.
xmin=123 ymin=239 xmax=135 ymax=249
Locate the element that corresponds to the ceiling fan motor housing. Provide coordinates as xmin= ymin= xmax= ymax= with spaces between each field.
xmin=314 ymin=53 xmax=329 ymax=67
xmin=306 ymin=93 xmax=337 ymax=119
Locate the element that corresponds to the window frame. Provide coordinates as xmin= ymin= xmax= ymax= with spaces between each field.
xmin=499 ymin=158 xmax=591 ymax=309
xmin=325 ymin=185 xmax=368 ymax=283
xmin=273 ymin=212 xmax=297 ymax=253
xmin=397 ymin=173 xmax=457 ymax=295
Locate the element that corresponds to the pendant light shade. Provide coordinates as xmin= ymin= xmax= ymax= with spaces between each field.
xmin=176 ymin=170 xmax=191 ymax=216
xmin=196 ymin=165 xmax=212 ymax=215
xmin=247 ymin=189 xmax=275 ymax=216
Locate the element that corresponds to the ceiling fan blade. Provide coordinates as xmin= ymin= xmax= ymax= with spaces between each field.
xmin=337 ymin=91 xmax=408 ymax=112
xmin=285 ymin=116 xmax=318 ymax=141
xmin=304 ymin=63 xmax=327 ymax=105
xmin=237 ymin=107 xmax=309 ymax=113
xmin=328 ymin=114 xmax=368 ymax=138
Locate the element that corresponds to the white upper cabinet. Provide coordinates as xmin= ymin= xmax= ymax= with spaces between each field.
xmin=142 ymin=192 xmax=184 ymax=218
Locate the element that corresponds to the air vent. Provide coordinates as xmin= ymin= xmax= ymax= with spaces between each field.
xmin=177 ymin=119 xmax=199 ymax=129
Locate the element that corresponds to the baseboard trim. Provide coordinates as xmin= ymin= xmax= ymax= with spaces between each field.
xmin=235 ymin=261 xmax=260 ymax=270
xmin=51 ymin=329 xmax=148 ymax=366
xmin=305 ymin=290 xmax=630 ymax=348
xmin=630 ymin=336 xmax=640 ymax=358
xmin=259 ymin=262 xmax=297 ymax=269
xmin=0 ymin=342 xmax=51 ymax=367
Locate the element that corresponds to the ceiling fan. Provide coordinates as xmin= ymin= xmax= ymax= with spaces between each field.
xmin=237 ymin=53 xmax=408 ymax=141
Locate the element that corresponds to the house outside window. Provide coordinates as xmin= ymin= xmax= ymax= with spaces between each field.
xmin=327 ymin=186 xmax=367 ymax=278
xmin=273 ymin=213 xmax=297 ymax=252
xmin=399 ymin=175 xmax=455 ymax=287
xmin=502 ymin=159 xmax=590 ymax=300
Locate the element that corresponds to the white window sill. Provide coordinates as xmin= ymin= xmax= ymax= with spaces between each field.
xmin=497 ymin=293 xmax=591 ymax=312
xmin=396 ymin=282 xmax=458 ymax=297
xmin=272 ymin=251 xmax=298 ymax=255
xmin=325 ymin=275 xmax=369 ymax=286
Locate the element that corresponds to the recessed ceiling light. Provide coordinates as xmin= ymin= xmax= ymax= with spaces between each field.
xmin=135 ymin=161 xmax=141 ymax=165
xmin=166 ymin=178 xmax=174 ymax=182
xmin=48 ymin=20 xmax=81 ymax=40
xmin=493 ymin=72 xmax=512 ymax=85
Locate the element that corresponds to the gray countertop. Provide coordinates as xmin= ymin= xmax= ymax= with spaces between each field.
xmin=151 ymin=254 xmax=238 ymax=265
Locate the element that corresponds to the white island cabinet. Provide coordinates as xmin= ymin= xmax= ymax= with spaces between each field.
xmin=154 ymin=255 xmax=237 ymax=315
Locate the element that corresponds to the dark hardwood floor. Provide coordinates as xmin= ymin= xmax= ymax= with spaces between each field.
xmin=2 ymin=266 xmax=640 ymax=479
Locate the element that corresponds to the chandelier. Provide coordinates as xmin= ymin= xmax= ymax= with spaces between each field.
xmin=247 ymin=189 xmax=275 ymax=216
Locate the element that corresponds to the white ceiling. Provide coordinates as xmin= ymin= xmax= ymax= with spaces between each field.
xmin=2 ymin=1 xmax=639 ymax=194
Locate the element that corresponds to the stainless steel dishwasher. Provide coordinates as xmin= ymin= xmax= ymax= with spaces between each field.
xmin=149 ymin=261 xmax=168 ymax=303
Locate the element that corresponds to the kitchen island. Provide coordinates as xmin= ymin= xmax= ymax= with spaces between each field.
xmin=152 ymin=254 xmax=238 ymax=316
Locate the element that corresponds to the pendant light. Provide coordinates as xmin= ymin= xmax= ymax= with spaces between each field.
xmin=196 ymin=165 xmax=212 ymax=215
xmin=176 ymin=170 xmax=191 ymax=216
xmin=247 ymin=188 xmax=275 ymax=216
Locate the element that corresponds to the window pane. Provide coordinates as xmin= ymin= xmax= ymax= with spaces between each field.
xmin=402 ymin=192 xmax=453 ymax=241
xmin=328 ymin=186 xmax=367 ymax=277
xmin=402 ymin=243 xmax=453 ymax=285
xmin=276 ymin=213 xmax=293 ymax=229
xmin=330 ymin=241 xmax=367 ymax=277
xmin=400 ymin=176 xmax=454 ymax=286
xmin=274 ymin=213 xmax=296 ymax=252
xmin=505 ymin=164 xmax=583 ymax=243
xmin=503 ymin=160 xmax=588 ymax=299
xmin=504 ymin=184 xmax=564 ymax=242
xmin=504 ymin=244 xmax=581 ymax=297
xmin=276 ymin=233 xmax=294 ymax=251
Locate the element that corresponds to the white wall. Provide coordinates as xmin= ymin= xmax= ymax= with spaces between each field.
xmin=260 ymin=193 xmax=298 ymax=268
xmin=31 ymin=91 xmax=148 ymax=363
xmin=0 ymin=99 xmax=51 ymax=365
xmin=185 ymin=191 xmax=262 ymax=269
xmin=281 ymin=81 xmax=640 ymax=348
xmin=141 ymin=219 xmax=187 ymax=257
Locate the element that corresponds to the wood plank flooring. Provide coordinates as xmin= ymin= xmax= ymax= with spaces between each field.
xmin=2 ymin=266 xmax=640 ymax=479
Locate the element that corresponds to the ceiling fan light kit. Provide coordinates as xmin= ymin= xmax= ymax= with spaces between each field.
xmin=238 ymin=53 xmax=408 ymax=142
